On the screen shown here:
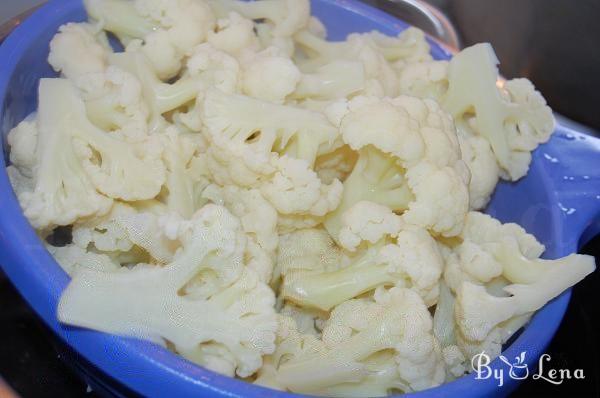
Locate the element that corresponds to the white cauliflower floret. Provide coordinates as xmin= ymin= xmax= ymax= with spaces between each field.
xmin=458 ymin=134 xmax=500 ymax=210
xmin=314 ymin=144 xmax=358 ymax=184
xmin=209 ymin=0 xmax=310 ymax=37
xmin=274 ymin=228 xmax=341 ymax=286
xmin=242 ymin=47 xmax=301 ymax=103
xmin=202 ymin=89 xmax=338 ymax=167
xmin=443 ymin=212 xmax=545 ymax=293
xmin=398 ymin=60 xmax=448 ymax=100
xmin=203 ymin=184 xmax=278 ymax=283
xmin=82 ymin=66 xmax=150 ymax=142
xmin=158 ymin=128 xmax=210 ymax=218
xmin=109 ymin=52 xmax=203 ymax=130
xmin=338 ymin=201 xmax=404 ymax=252
xmin=48 ymin=22 xmax=111 ymax=83
xmin=443 ymin=43 xmax=555 ymax=180
xmin=324 ymin=95 xmax=469 ymax=240
xmin=58 ymin=205 xmax=277 ymax=378
xmin=207 ymin=12 xmax=260 ymax=58
xmin=11 ymin=79 xmax=115 ymax=229
xmin=293 ymin=61 xmax=366 ymax=101
xmin=267 ymin=287 xmax=444 ymax=396
xmin=261 ymin=156 xmax=343 ymax=217
xmin=295 ymin=30 xmax=399 ymax=97
xmin=283 ymin=225 xmax=444 ymax=310
xmin=455 ymin=245 xmax=595 ymax=343
xmin=47 ymin=244 xmax=120 ymax=276
xmin=7 ymin=118 xmax=38 ymax=177
xmin=72 ymin=201 xmax=180 ymax=264
xmin=85 ymin=0 xmax=215 ymax=79
xmin=367 ymin=27 xmax=433 ymax=66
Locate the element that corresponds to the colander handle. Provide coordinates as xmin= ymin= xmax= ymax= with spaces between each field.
xmin=546 ymin=117 xmax=600 ymax=249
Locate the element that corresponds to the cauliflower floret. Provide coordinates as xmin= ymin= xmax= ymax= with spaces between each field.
xmin=202 ymin=89 xmax=339 ymax=167
xmin=398 ymin=60 xmax=449 ymax=100
xmin=85 ymin=0 xmax=215 ymax=79
xmin=455 ymin=245 xmax=594 ymax=345
xmin=338 ymin=201 xmax=404 ymax=252
xmin=295 ymin=30 xmax=399 ymax=97
xmin=48 ymin=22 xmax=111 ymax=83
xmin=283 ymin=225 xmax=444 ymax=310
xmin=442 ymin=43 xmax=555 ymax=180
xmin=292 ymin=61 xmax=366 ymax=101
xmin=58 ymin=205 xmax=277 ymax=378
xmin=274 ymin=227 xmax=341 ymax=286
xmin=47 ymin=244 xmax=120 ymax=276
xmin=109 ymin=52 xmax=203 ymax=130
xmin=367 ymin=27 xmax=433 ymax=66
xmin=158 ymin=128 xmax=211 ymax=218
xmin=458 ymin=134 xmax=500 ymax=210
xmin=261 ymin=156 xmax=343 ymax=217
xmin=324 ymin=95 xmax=469 ymax=240
xmin=72 ymin=201 xmax=180 ymax=264
xmin=7 ymin=118 xmax=38 ymax=177
xmin=314 ymin=144 xmax=358 ymax=184
xmin=209 ymin=0 xmax=310 ymax=37
xmin=242 ymin=47 xmax=301 ymax=103
xmin=207 ymin=12 xmax=260 ymax=58
xmin=203 ymin=184 xmax=278 ymax=283
xmin=443 ymin=212 xmax=545 ymax=293
xmin=11 ymin=79 xmax=118 ymax=230
xmin=267 ymin=287 xmax=445 ymax=396
xmin=82 ymin=66 xmax=150 ymax=142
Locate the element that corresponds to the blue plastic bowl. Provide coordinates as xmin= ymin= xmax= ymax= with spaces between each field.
xmin=0 ymin=0 xmax=599 ymax=397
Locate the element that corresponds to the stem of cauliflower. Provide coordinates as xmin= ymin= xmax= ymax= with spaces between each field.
xmin=84 ymin=0 xmax=157 ymax=41
xmin=110 ymin=53 xmax=201 ymax=116
xmin=495 ymin=242 xmax=594 ymax=285
xmin=283 ymin=247 xmax=394 ymax=311
xmin=277 ymin=303 xmax=400 ymax=392
xmin=202 ymin=90 xmax=337 ymax=166
xmin=324 ymin=146 xmax=413 ymax=241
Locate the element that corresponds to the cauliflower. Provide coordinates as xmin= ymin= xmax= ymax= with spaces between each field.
xmin=398 ymin=60 xmax=449 ymax=100
xmin=207 ymin=12 xmax=260 ymax=58
xmin=7 ymin=118 xmax=38 ymax=178
xmin=48 ymin=22 xmax=111 ymax=83
xmin=274 ymin=227 xmax=341 ymax=286
xmin=85 ymin=0 xmax=215 ymax=79
xmin=209 ymin=0 xmax=310 ymax=37
xmin=10 ymin=80 xmax=112 ymax=229
xmin=47 ymin=244 xmax=120 ymax=276
xmin=458 ymin=134 xmax=500 ymax=210
xmin=242 ymin=47 xmax=301 ymax=103
xmin=109 ymin=52 xmax=203 ymax=130
xmin=367 ymin=27 xmax=433 ymax=66
xmin=324 ymin=95 xmax=469 ymax=240
xmin=283 ymin=224 xmax=444 ymax=311
xmin=202 ymin=88 xmax=338 ymax=166
xmin=338 ymin=201 xmax=404 ymax=252
xmin=295 ymin=30 xmax=399 ymax=97
xmin=292 ymin=61 xmax=366 ymax=101
xmin=442 ymin=44 xmax=555 ymax=180
xmin=58 ymin=205 xmax=277 ymax=378
xmin=203 ymin=184 xmax=278 ymax=282
xmin=261 ymin=156 xmax=343 ymax=217
xmin=264 ymin=288 xmax=444 ymax=396
xmin=158 ymin=128 xmax=210 ymax=218
xmin=82 ymin=66 xmax=150 ymax=142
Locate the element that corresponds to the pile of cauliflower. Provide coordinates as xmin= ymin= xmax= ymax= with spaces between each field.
xmin=6 ymin=0 xmax=595 ymax=396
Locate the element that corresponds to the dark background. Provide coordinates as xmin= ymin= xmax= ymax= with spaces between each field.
xmin=1 ymin=0 xmax=599 ymax=397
